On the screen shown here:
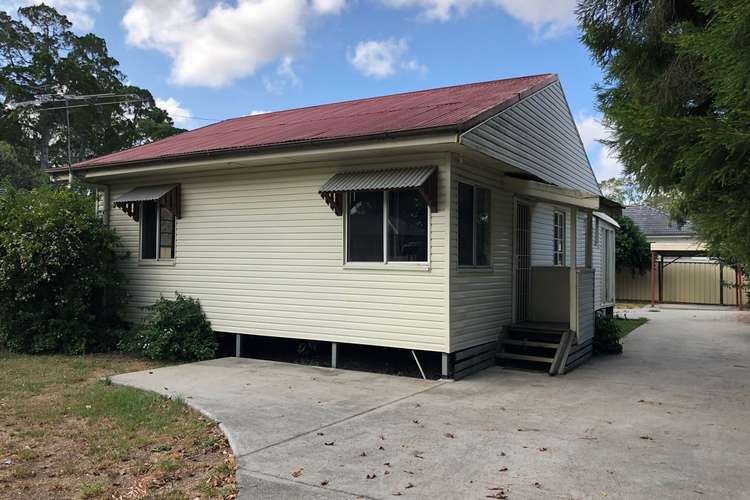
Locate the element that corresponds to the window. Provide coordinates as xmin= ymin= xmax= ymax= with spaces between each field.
xmin=458 ymin=182 xmax=491 ymax=267
xmin=553 ymin=210 xmax=566 ymax=266
xmin=347 ymin=189 xmax=428 ymax=263
xmin=140 ymin=201 xmax=175 ymax=260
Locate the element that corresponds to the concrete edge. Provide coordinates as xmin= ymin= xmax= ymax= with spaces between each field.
xmin=108 ymin=377 xmax=245 ymax=494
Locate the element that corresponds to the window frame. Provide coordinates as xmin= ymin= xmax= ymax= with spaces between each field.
xmin=553 ymin=210 xmax=566 ymax=266
xmin=457 ymin=182 xmax=492 ymax=269
xmin=139 ymin=202 xmax=176 ymax=263
xmin=344 ymin=190 xmax=431 ymax=267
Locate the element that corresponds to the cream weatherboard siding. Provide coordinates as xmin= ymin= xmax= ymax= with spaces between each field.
xmin=593 ymin=217 xmax=617 ymax=310
xmin=530 ymin=203 xmax=587 ymax=268
xmin=107 ymin=156 xmax=450 ymax=352
xmin=460 ymin=81 xmax=601 ymax=195
xmin=448 ymin=159 xmax=514 ymax=352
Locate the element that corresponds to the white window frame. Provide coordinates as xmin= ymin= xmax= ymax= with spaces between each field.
xmin=344 ymin=190 xmax=431 ymax=267
xmin=457 ymin=182 xmax=492 ymax=269
xmin=139 ymin=202 xmax=175 ymax=263
xmin=553 ymin=210 xmax=566 ymax=266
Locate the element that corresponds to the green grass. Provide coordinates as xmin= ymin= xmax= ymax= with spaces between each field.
xmin=0 ymin=351 xmax=236 ymax=499
xmin=614 ymin=317 xmax=648 ymax=338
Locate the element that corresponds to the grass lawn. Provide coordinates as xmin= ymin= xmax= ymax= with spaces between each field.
xmin=614 ymin=317 xmax=649 ymax=338
xmin=0 ymin=352 xmax=236 ymax=499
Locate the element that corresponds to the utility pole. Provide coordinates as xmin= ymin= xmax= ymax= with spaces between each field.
xmin=6 ymin=92 xmax=145 ymax=186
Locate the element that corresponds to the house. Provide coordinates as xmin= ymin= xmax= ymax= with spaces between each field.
xmin=618 ymin=205 xmax=742 ymax=307
xmin=50 ymin=74 xmax=620 ymax=378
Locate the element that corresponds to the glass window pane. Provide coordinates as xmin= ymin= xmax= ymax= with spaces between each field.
xmin=458 ymin=182 xmax=474 ymax=266
xmin=140 ymin=201 xmax=157 ymax=260
xmin=159 ymin=206 xmax=175 ymax=259
xmin=347 ymin=191 xmax=384 ymax=262
xmin=387 ymin=190 xmax=428 ymax=262
xmin=475 ymin=187 xmax=490 ymax=266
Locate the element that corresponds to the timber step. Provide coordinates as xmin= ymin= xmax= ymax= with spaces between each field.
xmin=497 ymin=323 xmax=573 ymax=375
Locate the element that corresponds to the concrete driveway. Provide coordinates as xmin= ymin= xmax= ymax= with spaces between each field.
xmin=112 ymin=307 xmax=750 ymax=499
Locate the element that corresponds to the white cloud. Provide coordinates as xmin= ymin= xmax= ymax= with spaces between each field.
xmin=122 ymin=0 xmax=341 ymax=88
xmin=576 ymin=112 xmax=623 ymax=181
xmin=0 ymin=0 xmax=100 ymax=31
xmin=263 ymin=56 xmax=301 ymax=94
xmin=155 ymin=97 xmax=193 ymax=128
xmin=250 ymin=110 xmax=270 ymax=115
xmin=348 ymin=38 xmax=426 ymax=79
xmin=311 ymin=0 xmax=346 ymax=14
xmin=380 ymin=0 xmax=576 ymax=37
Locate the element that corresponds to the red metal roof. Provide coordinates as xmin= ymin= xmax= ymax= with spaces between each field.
xmin=68 ymin=73 xmax=557 ymax=170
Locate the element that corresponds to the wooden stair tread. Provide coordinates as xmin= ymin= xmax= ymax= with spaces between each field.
xmin=496 ymin=352 xmax=554 ymax=363
xmin=501 ymin=339 xmax=559 ymax=349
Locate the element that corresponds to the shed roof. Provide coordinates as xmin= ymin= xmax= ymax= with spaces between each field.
xmin=59 ymin=73 xmax=558 ymax=171
xmin=623 ymin=205 xmax=695 ymax=236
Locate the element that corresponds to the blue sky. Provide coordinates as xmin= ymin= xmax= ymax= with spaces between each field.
xmin=1 ymin=0 xmax=621 ymax=180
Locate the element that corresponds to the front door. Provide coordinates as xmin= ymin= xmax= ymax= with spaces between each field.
xmin=515 ymin=202 xmax=531 ymax=322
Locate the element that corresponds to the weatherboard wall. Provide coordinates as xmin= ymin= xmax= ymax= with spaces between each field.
xmin=460 ymin=81 xmax=601 ymax=195
xmin=106 ymin=155 xmax=451 ymax=352
xmin=448 ymin=159 xmax=514 ymax=352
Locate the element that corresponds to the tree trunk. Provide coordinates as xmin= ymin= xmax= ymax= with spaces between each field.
xmin=39 ymin=126 xmax=51 ymax=169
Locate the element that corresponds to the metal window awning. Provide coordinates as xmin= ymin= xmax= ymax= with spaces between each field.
xmin=319 ymin=166 xmax=438 ymax=216
xmin=113 ymin=184 xmax=181 ymax=221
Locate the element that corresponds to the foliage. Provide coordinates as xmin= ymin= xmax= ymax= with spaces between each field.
xmin=578 ymin=0 xmax=750 ymax=265
xmin=599 ymin=174 xmax=677 ymax=213
xmin=0 ymin=4 xmax=184 ymax=171
xmin=0 ymin=140 xmax=45 ymax=189
xmin=122 ymin=294 xmax=217 ymax=362
xmin=594 ymin=314 xmax=623 ymax=354
xmin=0 ymin=185 xmax=125 ymax=354
xmin=615 ymin=215 xmax=651 ymax=274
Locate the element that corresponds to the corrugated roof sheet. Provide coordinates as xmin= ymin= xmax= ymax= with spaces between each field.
xmin=64 ymin=74 xmax=557 ymax=170
xmin=319 ymin=166 xmax=436 ymax=193
xmin=113 ymin=184 xmax=178 ymax=203
xmin=623 ymin=205 xmax=695 ymax=236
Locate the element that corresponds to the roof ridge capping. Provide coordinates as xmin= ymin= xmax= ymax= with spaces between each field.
xmin=226 ymin=72 xmax=559 ymax=122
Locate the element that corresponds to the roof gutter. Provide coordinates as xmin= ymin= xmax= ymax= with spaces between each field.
xmin=46 ymin=125 xmax=461 ymax=175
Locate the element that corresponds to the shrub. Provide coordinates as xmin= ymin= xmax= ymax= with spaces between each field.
xmin=122 ymin=294 xmax=217 ymax=362
xmin=594 ymin=314 xmax=623 ymax=355
xmin=0 ymin=185 xmax=125 ymax=354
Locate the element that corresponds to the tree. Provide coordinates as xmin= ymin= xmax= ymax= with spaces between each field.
xmin=0 ymin=140 xmax=44 ymax=189
xmin=615 ymin=215 xmax=651 ymax=275
xmin=0 ymin=185 xmax=125 ymax=354
xmin=0 ymin=5 xmax=184 ymax=170
xmin=578 ymin=0 xmax=750 ymax=265
xmin=599 ymin=174 xmax=678 ymax=214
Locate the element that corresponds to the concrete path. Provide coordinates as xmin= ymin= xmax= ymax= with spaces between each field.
xmin=112 ymin=307 xmax=750 ymax=499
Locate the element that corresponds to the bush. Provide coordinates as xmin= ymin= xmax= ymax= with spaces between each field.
xmin=122 ymin=294 xmax=217 ymax=362
xmin=0 ymin=185 xmax=125 ymax=354
xmin=594 ymin=314 xmax=623 ymax=355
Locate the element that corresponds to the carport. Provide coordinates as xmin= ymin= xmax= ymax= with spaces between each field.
xmin=648 ymin=246 xmax=744 ymax=309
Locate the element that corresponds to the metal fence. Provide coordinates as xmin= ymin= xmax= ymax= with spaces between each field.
xmin=617 ymin=260 xmax=739 ymax=305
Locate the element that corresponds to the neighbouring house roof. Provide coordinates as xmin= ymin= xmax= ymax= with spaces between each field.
xmin=56 ymin=74 xmax=558 ymax=171
xmin=623 ymin=205 xmax=695 ymax=237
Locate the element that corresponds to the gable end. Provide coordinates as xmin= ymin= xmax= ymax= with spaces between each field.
xmin=459 ymin=81 xmax=601 ymax=195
